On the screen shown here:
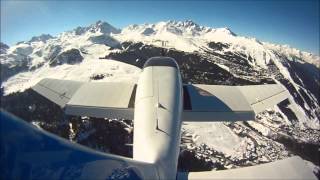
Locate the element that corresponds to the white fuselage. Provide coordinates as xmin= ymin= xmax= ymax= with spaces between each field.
xmin=133 ymin=57 xmax=183 ymax=179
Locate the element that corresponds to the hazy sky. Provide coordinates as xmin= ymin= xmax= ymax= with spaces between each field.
xmin=1 ymin=0 xmax=319 ymax=55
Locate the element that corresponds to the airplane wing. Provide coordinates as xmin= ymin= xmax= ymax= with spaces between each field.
xmin=182 ymin=84 xmax=289 ymax=121
xmin=177 ymin=156 xmax=317 ymax=180
xmin=32 ymin=78 xmax=136 ymax=119
xmin=33 ymin=79 xmax=288 ymax=121
xmin=0 ymin=110 xmax=158 ymax=180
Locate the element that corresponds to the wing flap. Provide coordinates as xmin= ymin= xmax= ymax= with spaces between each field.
xmin=32 ymin=78 xmax=83 ymax=107
xmin=237 ymin=84 xmax=289 ymax=113
xmin=65 ymin=82 xmax=136 ymax=119
xmin=182 ymin=84 xmax=255 ymax=121
xmin=65 ymin=106 xmax=134 ymax=119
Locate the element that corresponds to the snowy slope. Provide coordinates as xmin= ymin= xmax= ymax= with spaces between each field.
xmin=2 ymin=59 xmax=140 ymax=94
xmin=0 ymin=21 xmax=124 ymax=89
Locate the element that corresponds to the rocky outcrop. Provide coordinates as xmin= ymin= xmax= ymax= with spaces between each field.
xmin=0 ymin=59 xmax=29 ymax=82
xmin=49 ymin=49 xmax=83 ymax=67
xmin=88 ymin=35 xmax=120 ymax=48
xmin=28 ymin=34 xmax=54 ymax=43
xmin=0 ymin=42 xmax=9 ymax=54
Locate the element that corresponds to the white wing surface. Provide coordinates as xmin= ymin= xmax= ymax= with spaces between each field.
xmin=182 ymin=84 xmax=288 ymax=121
xmin=177 ymin=156 xmax=317 ymax=180
xmin=32 ymin=78 xmax=136 ymax=119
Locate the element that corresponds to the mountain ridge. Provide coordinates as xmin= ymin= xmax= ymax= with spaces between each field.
xmin=4 ymin=20 xmax=319 ymax=63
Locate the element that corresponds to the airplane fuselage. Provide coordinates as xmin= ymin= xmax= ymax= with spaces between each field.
xmin=133 ymin=57 xmax=183 ymax=179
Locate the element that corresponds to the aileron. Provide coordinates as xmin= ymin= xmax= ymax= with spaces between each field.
xmin=237 ymin=84 xmax=289 ymax=113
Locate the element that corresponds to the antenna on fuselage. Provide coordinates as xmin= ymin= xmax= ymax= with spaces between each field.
xmin=160 ymin=40 xmax=169 ymax=56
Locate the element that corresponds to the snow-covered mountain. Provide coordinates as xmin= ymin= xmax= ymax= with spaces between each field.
xmin=0 ymin=42 xmax=9 ymax=54
xmin=1 ymin=20 xmax=319 ymax=173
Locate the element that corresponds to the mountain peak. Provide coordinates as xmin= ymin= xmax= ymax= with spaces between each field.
xmin=0 ymin=42 xmax=9 ymax=54
xmin=73 ymin=21 xmax=120 ymax=35
xmin=28 ymin=34 xmax=54 ymax=43
xmin=93 ymin=20 xmax=119 ymax=32
xmin=165 ymin=19 xmax=200 ymax=28
xmin=213 ymin=27 xmax=236 ymax=36
xmin=122 ymin=20 xmax=237 ymax=38
xmin=182 ymin=19 xmax=199 ymax=27
xmin=0 ymin=42 xmax=9 ymax=49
